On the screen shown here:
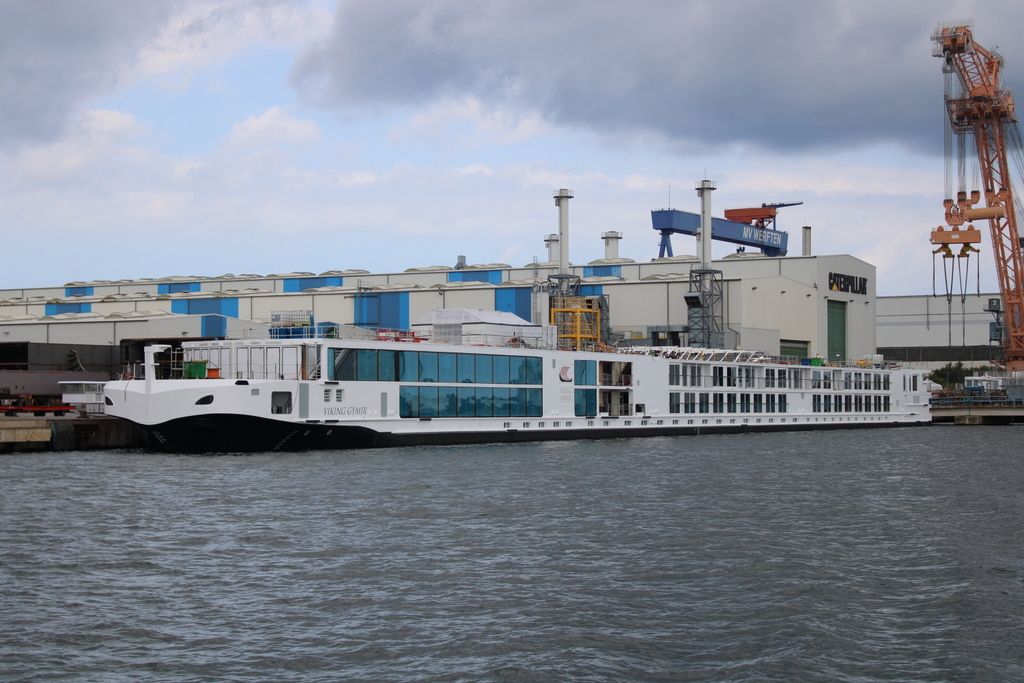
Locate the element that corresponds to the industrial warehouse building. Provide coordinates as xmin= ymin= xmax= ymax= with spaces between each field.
xmin=2 ymin=251 xmax=887 ymax=363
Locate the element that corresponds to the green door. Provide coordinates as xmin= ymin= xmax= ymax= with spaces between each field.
xmin=827 ymin=300 xmax=847 ymax=362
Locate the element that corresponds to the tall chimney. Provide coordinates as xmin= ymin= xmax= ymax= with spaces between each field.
xmin=554 ymin=189 xmax=574 ymax=275
xmin=802 ymin=226 xmax=812 ymax=256
xmin=601 ymin=231 xmax=623 ymax=259
xmin=695 ymin=180 xmax=716 ymax=269
xmin=543 ymin=234 xmax=559 ymax=264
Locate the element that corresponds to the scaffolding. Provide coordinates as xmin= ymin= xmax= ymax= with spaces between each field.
xmin=686 ymin=269 xmax=725 ymax=349
xmin=550 ymin=296 xmax=600 ymax=350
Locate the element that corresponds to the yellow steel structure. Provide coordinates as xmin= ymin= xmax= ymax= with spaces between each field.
xmin=550 ymin=296 xmax=600 ymax=350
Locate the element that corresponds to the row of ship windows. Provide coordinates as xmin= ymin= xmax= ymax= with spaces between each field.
xmin=666 ymin=392 xmax=891 ymax=414
xmin=669 ymin=365 xmax=896 ymax=391
xmin=668 ymin=392 xmax=788 ymax=414
xmin=812 ymin=395 xmax=891 ymax=413
xmin=331 ymin=348 xmax=543 ymax=385
xmin=399 ymin=386 xmax=544 ymax=418
xmin=498 ymin=416 xmax=893 ymax=429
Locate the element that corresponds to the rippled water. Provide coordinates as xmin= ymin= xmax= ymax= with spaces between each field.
xmin=2 ymin=426 xmax=1023 ymax=682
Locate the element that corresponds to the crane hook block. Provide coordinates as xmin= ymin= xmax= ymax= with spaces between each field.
xmin=930 ymin=225 xmax=981 ymax=246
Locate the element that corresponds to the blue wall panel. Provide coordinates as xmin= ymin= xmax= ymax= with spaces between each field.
xmin=283 ymin=276 xmax=343 ymax=292
xmin=45 ymin=303 xmax=91 ymax=315
xmin=495 ymin=288 xmax=532 ymax=321
xmin=580 ymin=285 xmax=604 ymax=297
xmin=354 ymin=294 xmax=379 ymax=329
xmin=65 ymin=286 xmax=93 ymax=297
xmin=355 ymin=292 xmax=408 ymax=329
xmin=185 ymin=298 xmax=239 ymax=317
xmin=582 ymin=265 xmax=621 ymax=278
xmin=379 ymin=292 xmax=409 ymax=330
xmin=448 ymin=270 xmax=503 ymax=284
xmin=202 ymin=315 xmax=227 ymax=338
xmin=158 ymin=282 xmax=201 ymax=294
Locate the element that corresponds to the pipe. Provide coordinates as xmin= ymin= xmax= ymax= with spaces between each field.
xmin=802 ymin=226 xmax=812 ymax=256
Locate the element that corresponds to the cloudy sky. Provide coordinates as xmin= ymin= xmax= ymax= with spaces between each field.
xmin=2 ymin=0 xmax=1022 ymax=295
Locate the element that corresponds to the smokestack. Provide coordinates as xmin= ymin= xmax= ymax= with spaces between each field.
xmin=543 ymin=234 xmax=559 ymax=263
xmin=553 ymin=189 xmax=574 ymax=275
xmin=601 ymin=231 xmax=623 ymax=259
xmin=695 ymin=180 xmax=716 ymax=269
xmin=802 ymin=226 xmax=812 ymax=256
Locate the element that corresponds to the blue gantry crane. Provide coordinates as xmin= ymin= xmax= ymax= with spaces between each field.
xmin=652 ymin=202 xmax=801 ymax=258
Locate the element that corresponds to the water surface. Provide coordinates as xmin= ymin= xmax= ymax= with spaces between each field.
xmin=2 ymin=426 xmax=1023 ymax=681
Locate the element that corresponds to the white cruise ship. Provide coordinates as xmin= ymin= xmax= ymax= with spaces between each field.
xmin=101 ymin=311 xmax=931 ymax=452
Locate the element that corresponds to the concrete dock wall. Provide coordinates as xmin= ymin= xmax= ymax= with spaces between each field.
xmin=0 ymin=416 xmax=145 ymax=453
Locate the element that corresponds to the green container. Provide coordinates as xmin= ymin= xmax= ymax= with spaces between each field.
xmin=809 ymin=357 xmax=824 ymax=366
xmin=183 ymin=360 xmax=207 ymax=378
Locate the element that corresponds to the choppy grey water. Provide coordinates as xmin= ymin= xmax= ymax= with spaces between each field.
xmin=2 ymin=426 xmax=1023 ymax=682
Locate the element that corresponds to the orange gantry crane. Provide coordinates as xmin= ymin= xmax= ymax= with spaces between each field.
xmin=932 ymin=21 xmax=1024 ymax=371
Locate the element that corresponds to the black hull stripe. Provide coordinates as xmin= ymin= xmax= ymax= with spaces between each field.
xmin=137 ymin=414 xmax=928 ymax=453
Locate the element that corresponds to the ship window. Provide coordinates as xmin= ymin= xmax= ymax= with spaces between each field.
xmin=526 ymin=357 xmax=542 ymax=385
xmin=438 ymin=353 xmax=457 ymax=382
xmin=399 ymin=351 xmax=418 ymax=382
xmin=492 ymin=356 xmax=510 ymax=384
xmin=699 ymin=393 xmax=710 ymax=413
xmin=475 ymin=388 xmax=494 ymax=417
xmin=575 ymin=389 xmax=597 ymax=416
xmin=576 ymin=360 xmax=597 ymax=385
xmin=271 ymin=392 xmax=292 ymax=414
xmin=458 ymin=387 xmax=476 ymax=416
xmin=508 ymin=356 xmax=525 ymax=384
xmin=493 ymin=387 xmax=510 ymax=417
xmin=754 ymin=394 xmax=763 ymax=413
xmin=669 ymin=364 xmax=681 ymax=386
xmin=335 ymin=389 xmax=343 ymax=402
xmin=323 ymin=389 xmax=331 ymax=402
xmin=438 ymin=386 xmax=457 ymax=417
xmin=251 ymin=388 xmax=260 ymax=397
xmin=458 ymin=354 xmax=475 ymax=383
xmin=105 ymin=396 xmax=114 ymax=406
xmin=727 ymin=393 xmax=737 ymax=413
xmin=357 ymin=349 xmax=378 ymax=381
xmin=684 ymin=393 xmax=696 ymax=414
xmin=378 ymin=350 xmax=397 ymax=381
xmin=332 ymin=349 xmax=355 ymax=381
xmin=712 ymin=393 xmax=724 ymax=413
xmin=418 ymin=352 xmax=438 ymax=382
xmin=475 ymin=355 xmax=493 ymax=384
xmin=419 ymin=386 xmax=439 ymax=417
xmin=713 ymin=367 xmax=724 ymax=386
xmin=400 ymin=386 xmax=417 ymax=417
xmin=669 ymin=392 xmax=681 ymax=414
xmin=194 ymin=394 xmax=214 ymax=405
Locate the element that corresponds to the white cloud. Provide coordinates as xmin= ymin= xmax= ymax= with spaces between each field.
xmin=224 ymin=106 xmax=321 ymax=148
xmin=131 ymin=0 xmax=335 ymax=87
xmin=15 ymin=110 xmax=148 ymax=180
xmin=390 ymin=97 xmax=551 ymax=147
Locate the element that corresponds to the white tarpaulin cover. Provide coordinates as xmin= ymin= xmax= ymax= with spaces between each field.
xmin=412 ymin=309 xmax=556 ymax=348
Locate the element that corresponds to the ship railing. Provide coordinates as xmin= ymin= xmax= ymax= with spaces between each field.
xmin=931 ymin=394 xmax=1024 ymax=406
